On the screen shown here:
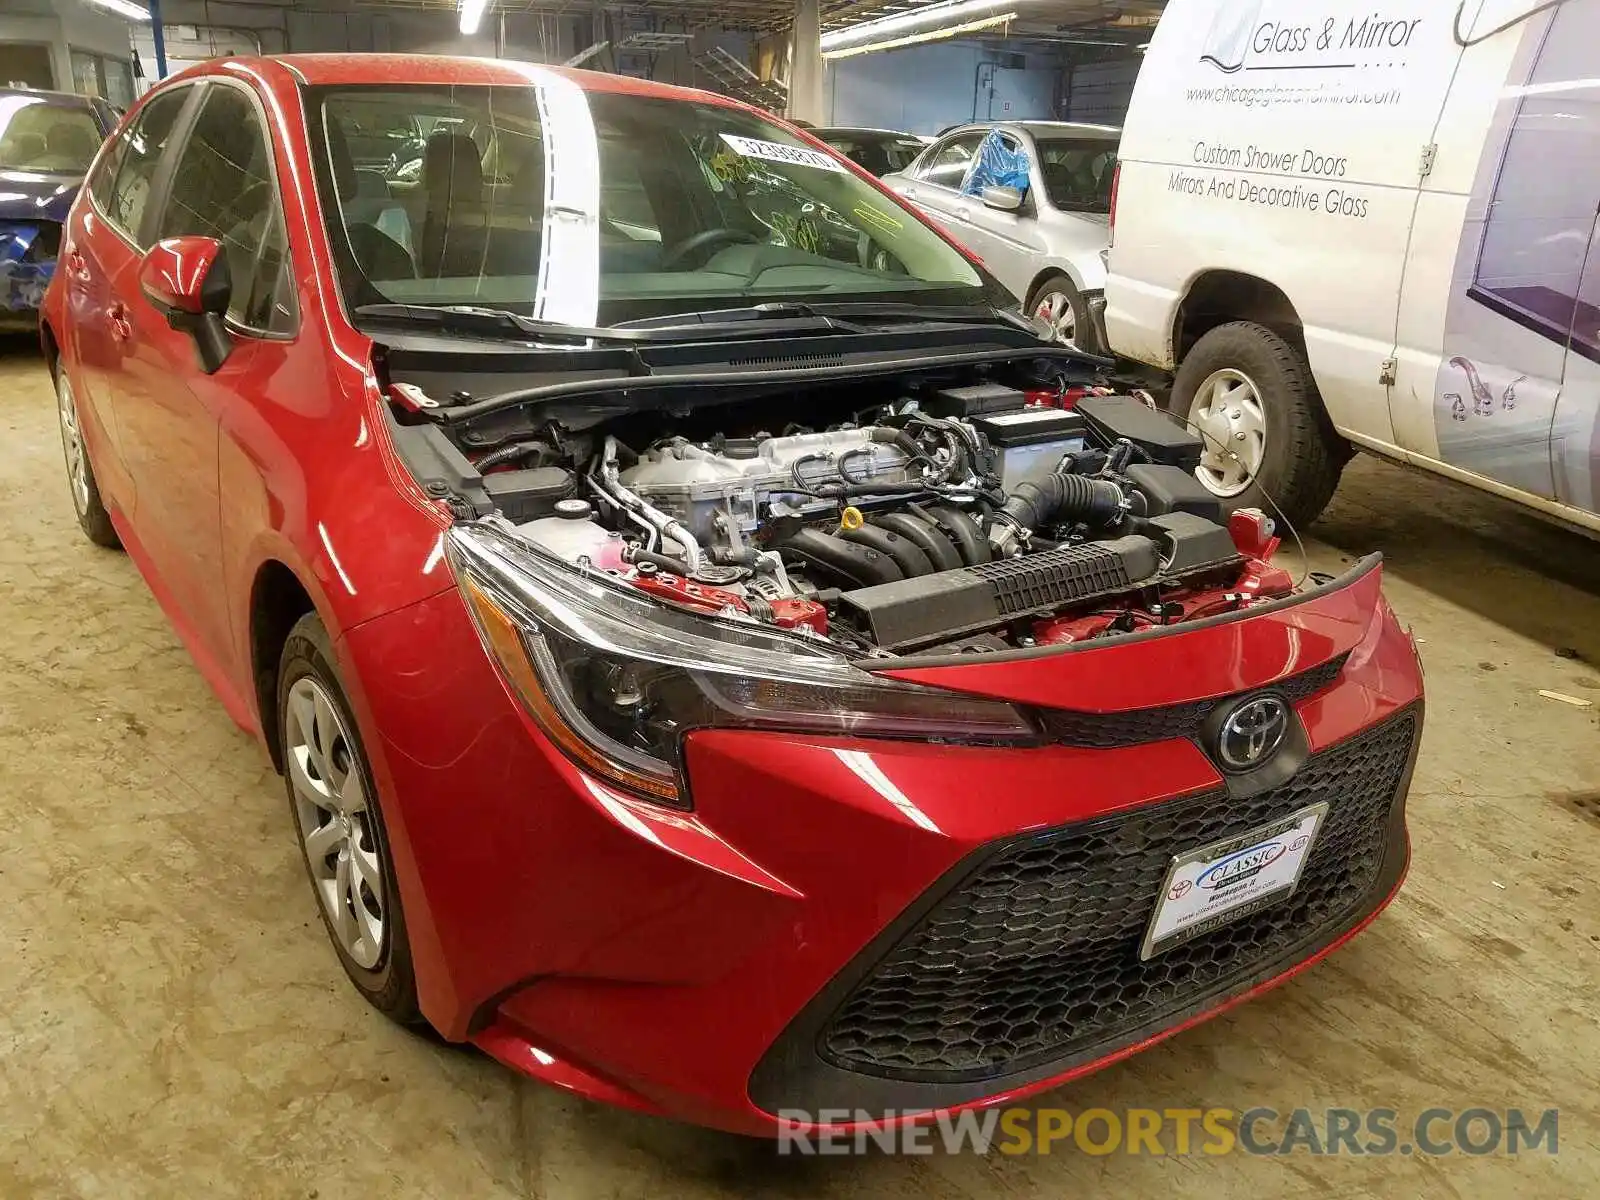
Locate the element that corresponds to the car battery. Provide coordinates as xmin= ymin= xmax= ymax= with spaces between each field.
xmin=972 ymin=408 xmax=1091 ymax=493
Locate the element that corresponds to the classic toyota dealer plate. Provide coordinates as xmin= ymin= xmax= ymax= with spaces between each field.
xmin=1140 ymin=803 xmax=1329 ymax=960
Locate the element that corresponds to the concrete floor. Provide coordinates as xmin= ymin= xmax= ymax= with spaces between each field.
xmin=1 ymin=335 xmax=1597 ymax=1199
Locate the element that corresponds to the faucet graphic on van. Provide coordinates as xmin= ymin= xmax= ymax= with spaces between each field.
xmin=1198 ymin=0 xmax=1267 ymax=73
xmin=1448 ymin=357 xmax=1525 ymax=418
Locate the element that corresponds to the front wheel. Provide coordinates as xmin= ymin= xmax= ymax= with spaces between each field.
xmin=1172 ymin=322 xmax=1346 ymax=529
xmin=279 ymin=613 xmax=421 ymax=1024
xmin=1028 ymin=275 xmax=1099 ymax=353
xmin=56 ymin=369 xmax=121 ymax=549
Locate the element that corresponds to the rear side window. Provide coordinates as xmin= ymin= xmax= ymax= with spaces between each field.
xmin=100 ymin=88 xmax=189 ymax=244
xmin=157 ymin=85 xmax=295 ymax=334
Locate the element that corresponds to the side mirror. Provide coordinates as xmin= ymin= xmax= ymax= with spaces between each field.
xmin=981 ymin=185 xmax=1025 ymax=212
xmin=139 ymin=236 xmax=233 ymax=373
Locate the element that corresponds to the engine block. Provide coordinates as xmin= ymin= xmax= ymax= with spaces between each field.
xmin=618 ymin=429 xmax=913 ymax=546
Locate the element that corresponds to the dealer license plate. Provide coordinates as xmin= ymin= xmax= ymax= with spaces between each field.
xmin=1140 ymin=803 xmax=1329 ymax=961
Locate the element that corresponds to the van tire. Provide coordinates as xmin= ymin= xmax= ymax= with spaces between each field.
xmin=1172 ymin=322 xmax=1344 ymax=529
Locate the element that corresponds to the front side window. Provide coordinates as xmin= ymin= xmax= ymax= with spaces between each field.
xmin=913 ymin=132 xmax=985 ymax=190
xmin=0 ymin=96 xmax=103 ymax=174
xmin=158 ymin=85 xmax=294 ymax=333
xmin=102 ymin=88 xmax=189 ymax=243
xmin=1034 ymin=138 xmax=1119 ymax=214
xmin=963 ymin=132 xmax=1032 ymax=198
xmin=312 ymin=77 xmax=998 ymax=328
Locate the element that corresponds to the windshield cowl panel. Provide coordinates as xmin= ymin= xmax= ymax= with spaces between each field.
xmin=308 ymin=79 xmax=1006 ymax=332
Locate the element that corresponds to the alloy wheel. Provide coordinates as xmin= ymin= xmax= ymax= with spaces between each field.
xmin=57 ymin=374 xmax=91 ymax=517
xmin=1191 ymin=368 xmax=1267 ymax=498
xmin=286 ymin=676 xmax=386 ymax=969
xmin=1034 ymin=291 xmax=1078 ymax=346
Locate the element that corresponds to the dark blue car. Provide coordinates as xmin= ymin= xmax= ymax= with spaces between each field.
xmin=0 ymin=88 xmax=118 ymax=329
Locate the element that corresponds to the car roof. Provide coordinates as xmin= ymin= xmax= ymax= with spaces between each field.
xmin=0 ymin=86 xmax=95 ymax=108
xmin=812 ymin=127 xmax=922 ymax=139
xmin=941 ymin=120 xmax=1121 ymax=138
xmin=216 ymin=54 xmax=747 ymax=111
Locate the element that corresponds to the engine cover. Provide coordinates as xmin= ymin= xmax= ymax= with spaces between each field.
xmin=619 ymin=430 xmax=913 ymax=545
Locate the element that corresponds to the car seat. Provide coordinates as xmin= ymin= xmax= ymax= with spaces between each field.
xmin=327 ymin=120 xmax=415 ymax=281
xmin=419 ymin=131 xmax=492 ymax=278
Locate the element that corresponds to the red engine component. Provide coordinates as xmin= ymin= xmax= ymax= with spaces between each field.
xmin=764 ymin=597 xmax=829 ymax=636
xmin=622 ymin=572 xmax=828 ymax=637
xmin=1030 ymin=547 xmax=1297 ymax=647
xmin=1228 ymin=508 xmax=1282 ymax=559
xmin=628 ymin=572 xmax=749 ymax=617
xmin=1025 ymin=385 xmax=1115 ymax=410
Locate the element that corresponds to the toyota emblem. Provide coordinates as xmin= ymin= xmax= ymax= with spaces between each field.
xmin=1216 ymin=696 xmax=1290 ymax=770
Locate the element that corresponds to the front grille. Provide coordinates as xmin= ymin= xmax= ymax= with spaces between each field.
xmin=820 ymin=710 xmax=1416 ymax=1081
xmin=1037 ymin=654 xmax=1348 ymax=749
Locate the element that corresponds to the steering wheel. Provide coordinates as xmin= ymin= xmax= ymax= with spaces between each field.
xmin=658 ymin=227 xmax=760 ymax=270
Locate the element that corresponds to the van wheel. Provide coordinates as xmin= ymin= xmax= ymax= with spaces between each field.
xmin=1028 ymin=275 xmax=1098 ymax=353
xmin=1173 ymin=322 xmax=1345 ymax=529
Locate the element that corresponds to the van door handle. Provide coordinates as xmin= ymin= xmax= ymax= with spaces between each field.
xmin=108 ymin=302 xmax=134 ymax=342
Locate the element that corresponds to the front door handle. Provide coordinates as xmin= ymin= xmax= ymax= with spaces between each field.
xmin=65 ymin=249 xmax=91 ymax=283
xmin=108 ymin=302 xmax=134 ymax=342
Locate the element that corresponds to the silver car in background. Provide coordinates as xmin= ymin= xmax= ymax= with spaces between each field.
xmin=883 ymin=121 xmax=1119 ymax=351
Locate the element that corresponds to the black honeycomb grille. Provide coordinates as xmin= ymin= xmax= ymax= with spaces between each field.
xmin=819 ymin=710 xmax=1416 ymax=1081
xmin=1037 ymin=654 xmax=1349 ymax=749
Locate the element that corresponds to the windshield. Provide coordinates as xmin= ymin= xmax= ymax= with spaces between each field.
xmin=310 ymin=76 xmax=1000 ymax=328
xmin=1033 ymin=137 xmax=1118 ymax=214
xmin=0 ymin=95 xmax=101 ymax=175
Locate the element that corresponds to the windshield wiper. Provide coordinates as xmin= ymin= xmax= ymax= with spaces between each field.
xmin=354 ymin=302 xmax=870 ymax=343
xmin=614 ymin=301 xmax=1036 ymax=333
xmin=354 ymin=303 xmax=644 ymax=344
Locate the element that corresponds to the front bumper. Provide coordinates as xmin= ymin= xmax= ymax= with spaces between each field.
xmin=0 ymin=221 xmax=57 ymax=327
xmin=341 ymin=557 xmax=1423 ymax=1135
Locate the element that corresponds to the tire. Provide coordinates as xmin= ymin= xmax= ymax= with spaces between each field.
xmin=278 ymin=613 xmax=421 ymax=1025
xmin=1172 ymin=321 xmax=1346 ymax=530
xmin=55 ymin=368 xmax=122 ymax=549
xmin=1027 ymin=275 xmax=1100 ymax=353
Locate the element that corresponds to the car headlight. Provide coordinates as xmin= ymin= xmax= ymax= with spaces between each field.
xmin=446 ymin=523 xmax=1038 ymax=809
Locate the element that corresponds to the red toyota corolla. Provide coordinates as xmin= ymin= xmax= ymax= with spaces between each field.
xmin=42 ymin=54 xmax=1424 ymax=1135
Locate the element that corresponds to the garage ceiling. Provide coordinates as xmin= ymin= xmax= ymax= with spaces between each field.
xmin=355 ymin=0 xmax=1164 ymax=36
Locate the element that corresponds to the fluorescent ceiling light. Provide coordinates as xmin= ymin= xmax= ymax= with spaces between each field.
xmin=85 ymin=0 xmax=151 ymax=20
xmin=822 ymin=11 xmax=1017 ymax=58
xmin=459 ymin=0 xmax=489 ymax=35
xmin=820 ymin=0 xmax=1017 ymax=51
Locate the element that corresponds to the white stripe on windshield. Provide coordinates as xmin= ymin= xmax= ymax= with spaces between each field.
xmin=506 ymin=65 xmax=601 ymax=328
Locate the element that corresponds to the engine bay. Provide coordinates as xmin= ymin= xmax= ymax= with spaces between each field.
xmin=393 ymin=373 xmax=1298 ymax=659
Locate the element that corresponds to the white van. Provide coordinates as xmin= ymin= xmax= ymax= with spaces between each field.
xmin=1106 ymin=0 xmax=1600 ymax=534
